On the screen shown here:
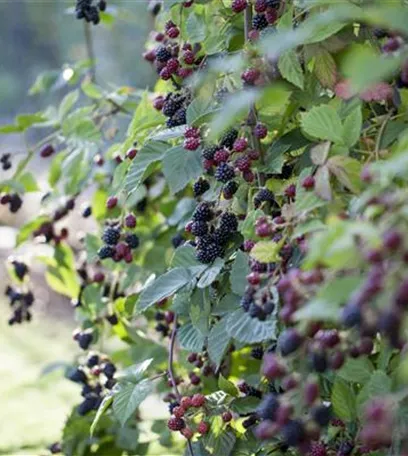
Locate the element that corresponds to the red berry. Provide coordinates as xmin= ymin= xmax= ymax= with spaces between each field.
xmin=361 ymin=165 xmax=372 ymax=183
xmin=124 ymin=252 xmax=133 ymax=263
xmin=93 ymin=272 xmax=105 ymax=283
xmin=183 ymin=0 xmax=194 ymax=7
xmin=248 ymin=29 xmax=260 ymax=41
xmin=165 ymin=311 xmax=175 ymax=324
xmin=191 ymin=393 xmax=205 ymax=407
xmin=197 ymin=421 xmax=209 ymax=435
xmin=233 ymin=137 xmax=248 ymax=152
xmin=106 ymin=196 xmax=118 ymax=209
xmin=126 ymin=148 xmax=137 ymax=160
xmin=255 ymin=421 xmax=278 ymax=439
xmin=143 ymin=49 xmax=156 ymax=62
xmin=185 ymin=221 xmax=193 ymax=233
xmin=173 ymin=406 xmax=185 ymax=418
xmin=254 ymin=123 xmax=268 ymax=139
xmin=262 ymin=353 xmax=285 ymax=379
xmin=183 ymin=50 xmax=195 ymax=65
xmin=203 ymin=158 xmax=214 ymax=171
xmin=247 ymin=272 xmax=261 ymax=285
xmin=255 ymin=0 xmax=267 ymax=12
xmin=187 ymin=353 xmax=197 ymax=363
xmin=243 ymin=169 xmax=255 ymax=182
xmin=153 ymin=96 xmax=165 ymax=110
xmin=167 ymin=58 xmax=180 ymax=74
xmin=180 ymin=396 xmax=193 ymax=409
xmin=125 ymin=214 xmax=137 ymax=228
xmin=168 ymin=416 xmax=185 ymax=431
xmin=116 ymin=242 xmax=129 ymax=257
xmin=154 ymin=32 xmax=165 ymax=42
xmin=181 ymin=427 xmax=194 ymax=439
xmin=302 ymin=175 xmax=315 ymax=190
xmin=160 ymin=67 xmax=172 ymax=80
xmin=214 ymin=148 xmax=229 ymax=164
xmin=329 ymin=351 xmax=345 ymax=370
xmin=241 ymin=68 xmax=260 ymax=85
xmin=383 ymin=229 xmax=402 ymax=251
xmin=189 ymin=372 xmax=201 ymax=385
xmin=177 ymin=67 xmax=193 ymax=79
xmin=222 ymin=411 xmax=232 ymax=423
xmin=184 ymin=126 xmax=200 ymax=138
xmin=231 ymin=0 xmax=247 ymax=13
xmin=165 ymin=20 xmax=176 ymax=31
xmin=285 ymin=184 xmax=296 ymax=198
xmin=40 ymin=144 xmax=55 ymax=158
xmin=184 ymin=137 xmax=200 ymax=151
xmin=248 ymin=149 xmax=260 ymax=160
xmin=281 ymin=374 xmax=298 ymax=391
xmin=256 ymin=223 xmax=273 ymax=237
xmin=167 ymin=27 xmax=180 ymax=38
xmin=235 ymin=155 xmax=251 ymax=171
xmin=310 ymin=442 xmax=327 ymax=456
xmin=265 ymin=7 xmax=278 ymax=24
xmin=0 ymin=193 xmax=10 ymax=205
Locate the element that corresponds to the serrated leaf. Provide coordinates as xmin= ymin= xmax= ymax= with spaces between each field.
xmin=231 ymin=396 xmax=261 ymax=415
xmin=230 ymin=251 xmax=250 ymax=296
xmin=226 ymin=309 xmax=277 ymax=343
xmin=117 ymin=359 xmax=153 ymax=383
xmin=331 ymin=377 xmax=356 ymax=421
xmin=208 ymin=318 xmax=231 ymax=368
xmin=137 ymin=268 xmax=192 ymax=312
xmin=337 ymin=357 xmax=374 ymax=384
xmin=197 ymin=258 xmax=224 ymax=288
xmin=278 ymin=50 xmax=304 ymax=89
xmin=357 ymin=370 xmax=392 ymax=409
xmin=218 ymin=374 xmax=239 ymax=397
xmin=342 ymin=105 xmax=362 ymax=148
xmin=250 ymin=241 xmax=281 ymax=263
xmin=301 ymin=105 xmax=344 ymax=144
xmin=162 ymin=146 xmax=203 ymax=194
xmin=314 ymin=49 xmax=337 ymax=89
xmin=186 ymin=12 xmax=207 ymax=43
xmin=113 ymin=380 xmax=155 ymax=426
xmin=90 ymin=395 xmax=113 ymax=436
xmin=178 ymin=323 xmax=206 ymax=352
xmin=327 ymin=155 xmax=362 ymax=193
xmin=186 ymin=98 xmax=219 ymax=126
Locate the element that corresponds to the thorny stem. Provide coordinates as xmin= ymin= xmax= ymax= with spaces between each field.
xmin=244 ymin=5 xmax=265 ymax=186
xmin=168 ymin=314 xmax=195 ymax=456
xmin=84 ymin=22 xmax=96 ymax=82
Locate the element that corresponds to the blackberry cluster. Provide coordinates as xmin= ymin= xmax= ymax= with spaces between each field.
xmin=240 ymin=284 xmax=275 ymax=321
xmin=1 ymin=153 xmax=11 ymax=171
xmin=193 ymin=178 xmax=210 ymax=197
xmin=5 ymin=286 xmax=34 ymax=325
xmin=68 ymin=354 xmax=117 ymax=416
xmin=0 ymin=193 xmax=23 ymax=213
xmin=75 ymin=0 xmax=106 ymax=25
xmin=162 ymin=93 xmax=189 ymax=128
xmin=98 ymin=222 xmax=140 ymax=263
xmin=154 ymin=310 xmax=175 ymax=338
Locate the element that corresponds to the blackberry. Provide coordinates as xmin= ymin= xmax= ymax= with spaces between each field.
xmin=215 ymin=163 xmax=235 ymax=183
xmin=282 ymin=420 xmax=305 ymax=447
xmin=249 ymin=302 xmax=266 ymax=320
xmin=311 ymin=405 xmax=331 ymax=427
xmin=254 ymin=188 xmax=275 ymax=208
xmin=13 ymin=261 xmax=28 ymax=280
xmin=266 ymin=0 xmax=280 ymax=7
xmin=223 ymin=180 xmax=238 ymax=199
xmin=196 ymin=243 xmax=220 ymax=264
xmin=162 ymin=98 xmax=182 ymax=117
xmin=78 ymin=332 xmax=93 ymax=350
xmin=257 ymin=393 xmax=279 ymax=420
xmin=191 ymin=221 xmax=209 ymax=236
xmin=125 ymin=233 xmax=140 ymax=249
xmin=49 ymin=442 xmax=62 ymax=454
xmin=98 ymin=245 xmax=115 ymax=259
xmin=169 ymin=401 xmax=180 ymax=414
xmin=252 ymin=13 xmax=268 ymax=30
xmin=78 ymin=396 xmax=99 ymax=416
xmin=192 ymin=202 xmax=213 ymax=222
xmin=241 ymin=288 xmax=255 ymax=311
xmin=87 ymin=354 xmax=100 ymax=368
xmin=342 ymin=303 xmax=362 ymax=328
xmin=168 ymin=416 xmax=185 ymax=431
xmin=251 ymin=346 xmax=264 ymax=360
xmin=106 ymin=313 xmax=118 ymax=325
xmin=105 ymin=378 xmax=116 ymax=389
xmin=9 ymin=194 xmax=22 ymax=213
xmin=220 ymin=128 xmax=238 ymax=149
xmin=193 ymin=178 xmax=210 ymax=197
xmin=219 ymin=212 xmax=238 ymax=232
xmin=279 ymin=329 xmax=303 ymax=356
xmin=155 ymin=46 xmax=172 ymax=63
xmin=155 ymin=323 xmax=169 ymax=336
xmin=337 ymin=441 xmax=354 ymax=456
xmin=68 ymin=368 xmax=87 ymax=384
xmin=102 ymin=227 xmax=120 ymax=245
xmin=98 ymin=0 xmax=107 ymax=11
xmin=196 ymin=234 xmax=213 ymax=249
xmin=309 ymin=351 xmax=328 ymax=373
xmin=82 ymin=206 xmax=92 ymax=218
xmin=172 ymin=233 xmax=185 ymax=248
xmin=202 ymin=145 xmax=218 ymax=160
xmin=103 ymin=362 xmax=116 ymax=378
xmin=242 ymin=415 xmax=257 ymax=428
xmin=212 ymin=228 xmax=230 ymax=245
xmin=167 ymin=108 xmax=187 ymax=127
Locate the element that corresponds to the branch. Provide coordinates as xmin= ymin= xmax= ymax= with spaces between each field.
xmin=84 ymin=22 xmax=96 ymax=82
xmin=168 ymin=315 xmax=195 ymax=456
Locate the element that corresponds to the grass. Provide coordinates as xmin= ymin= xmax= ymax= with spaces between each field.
xmin=0 ymin=304 xmax=78 ymax=455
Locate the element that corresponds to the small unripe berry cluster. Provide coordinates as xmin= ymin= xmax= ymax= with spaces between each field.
xmin=0 ymin=192 xmax=23 ymax=213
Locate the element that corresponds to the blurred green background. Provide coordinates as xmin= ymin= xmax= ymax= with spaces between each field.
xmin=0 ymin=2 xmax=155 ymax=454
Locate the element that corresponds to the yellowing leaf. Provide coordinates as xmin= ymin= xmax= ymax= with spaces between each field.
xmin=250 ymin=241 xmax=281 ymax=263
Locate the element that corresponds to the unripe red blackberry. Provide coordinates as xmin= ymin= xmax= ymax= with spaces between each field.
xmin=262 ymin=353 xmax=285 ymax=379
xmin=93 ymin=272 xmax=105 ymax=283
xmin=167 ymin=27 xmax=180 ymax=39
xmin=310 ymin=442 xmax=327 ymax=456
xmin=243 ymin=169 xmax=255 ymax=182
xmin=166 ymin=58 xmax=180 ymax=74
xmin=233 ymin=137 xmax=248 ymax=152
xmin=106 ymin=196 xmax=118 ymax=209
xmin=241 ymin=68 xmax=261 ymax=85
xmin=183 ymin=50 xmax=195 ymax=65
xmin=265 ymin=7 xmax=278 ymax=24
xmin=184 ymin=137 xmax=200 ymax=151
xmin=168 ymin=416 xmax=185 ymax=431
xmin=222 ymin=411 xmax=232 ymax=422
xmin=197 ymin=421 xmax=209 ymax=435
xmin=231 ymin=0 xmax=247 ymax=13
xmin=304 ymin=381 xmax=319 ymax=406
xmin=160 ymin=67 xmax=171 ymax=80
xmin=180 ymin=396 xmax=193 ymax=409
xmin=173 ymin=406 xmax=185 ymax=418
xmin=255 ymin=0 xmax=267 ymax=12
xmin=189 ymin=372 xmax=201 ymax=385
xmin=254 ymin=123 xmax=268 ymax=139
xmin=302 ymin=175 xmax=315 ymax=189
xmin=125 ymin=214 xmax=137 ymax=228
xmin=191 ymin=393 xmax=205 ymax=407
xmin=214 ymin=148 xmax=229 ymax=164
xmin=177 ymin=67 xmax=193 ymax=79
xmin=383 ymin=229 xmax=402 ymax=251
xmin=126 ymin=148 xmax=137 ymax=160
xmin=279 ymin=328 xmax=303 ymax=356
xmin=330 ymin=351 xmax=345 ymax=370
xmin=181 ymin=427 xmax=194 ymax=439
xmin=284 ymin=184 xmax=296 ymax=198
xmin=153 ymin=96 xmax=165 ymax=110
xmin=183 ymin=0 xmax=194 ymax=6
xmin=40 ymin=144 xmax=55 ymax=158
xmin=143 ymin=49 xmax=156 ymax=62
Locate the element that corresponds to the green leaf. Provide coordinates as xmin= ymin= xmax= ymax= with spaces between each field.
xmin=301 ymin=105 xmax=344 ymax=144
xmin=90 ymin=395 xmax=113 ymax=436
xmin=197 ymin=258 xmax=224 ymax=288
xmin=137 ymin=268 xmax=192 ymax=312
xmin=85 ymin=233 xmax=101 ymax=263
xmin=231 ymin=397 xmax=261 ymax=415
xmin=250 ymin=241 xmax=281 ymax=263
xmin=186 ymin=98 xmax=219 ymax=127
xmin=17 ymin=172 xmax=39 ymax=192
xmin=331 ymin=377 xmax=356 ymax=421
xmin=178 ymin=323 xmax=206 ymax=352
xmin=16 ymin=113 xmax=47 ymax=129
xmin=117 ymin=359 xmax=154 ymax=383
xmin=0 ymin=124 xmax=23 ymax=134
xmin=230 ymin=251 xmax=250 ymax=296
xmin=82 ymin=284 xmax=104 ymax=314
xmin=278 ymin=50 xmax=304 ymax=89
xmin=207 ymin=318 xmax=231 ymax=368
xmin=342 ymin=105 xmax=362 ymax=148
xmin=314 ymin=49 xmax=337 ymax=89
xmin=162 ymin=146 xmax=203 ymax=194
xmin=186 ymin=12 xmax=207 ymax=43
xmin=337 ymin=357 xmax=374 ymax=384
xmin=48 ymin=152 xmax=66 ymax=187
xmin=125 ymin=141 xmax=167 ymax=194
xmin=218 ymin=375 xmax=239 ymax=397
xmin=327 ymin=155 xmax=362 ymax=193
xmin=239 ymin=209 xmax=264 ymax=240
xmin=357 ymin=370 xmax=392 ymax=410
xmin=16 ymin=216 xmax=49 ymax=246
xmin=81 ymin=81 xmax=103 ymax=99
xmin=113 ymin=379 xmax=156 ymax=426
xmin=59 ymin=90 xmax=79 ymax=119
xmin=226 ymin=309 xmax=277 ymax=343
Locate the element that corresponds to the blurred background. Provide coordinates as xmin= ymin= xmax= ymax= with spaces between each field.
xmin=0 ymin=2 xmax=155 ymax=454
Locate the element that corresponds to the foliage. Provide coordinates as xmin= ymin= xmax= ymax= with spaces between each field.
xmin=3 ymin=1 xmax=408 ymax=455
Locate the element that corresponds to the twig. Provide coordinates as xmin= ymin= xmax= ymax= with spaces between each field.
xmin=168 ymin=314 xmax=195 ymax=456
xmin=84 ymin=22 xmax=96 ymax=82
xmin=374 ymin=113 xmax=391 ymax=161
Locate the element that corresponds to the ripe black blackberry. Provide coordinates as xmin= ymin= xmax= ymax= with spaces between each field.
xmin=193 ymin=178 xmax=210 ymax=197
xmin=254 ymin=188 xmax=275 ymax=208
xmin=251 ymin=346 xmax=264 ymax=360
xmin=212 ymin=228 xmax=230 ymax=246
xmin=241 ymin=287 xmax=255 ymax=312
xmin=78 ymin=332 xmax=93 ymax=350
xmin=191 ymin=221 xmax=209 ymax=236
xmin=9 ymin=194 xmax=22 ymax=213
xmin=202 ymin=145 xmax=218 ymax=160
xmin=98 ymin=245 xmax=115 ymax=259
xmin=215 ymin=163 xmax=235 ymax=183
xmin=162 ymin=96 xmax=182 ymax=117
xmin=171 ymin=233 xmax=185 ymax=248
xmin=102 ymin=227 xmax=120 ymax=245
xmin=219 ymin=212 xmax=238 ymax=232
xmin=98 ymin=0 xmax=107 ymax=11
xmin=196 ymin=243 xmax=220 ymax=264
xmin=125 ymin=233 xmax=140 ymax=249
xmin=220 ymin=128 xmax=238 ymax=149
xmin=168 ymin=401 xmax=180 ymax=414
xmin=257 ymin=393 xmax=279 ymax=420
xmin=249 ymin=302 xmax=267 ymax=320
xmin=242 ymin=415 xmax=258 ymax=428
xmin=13 ymin=261 xmax=28 ymax=280
xmin=311 ymin=405 xmax=331 ymax=427
xmin=167 ymin=108 xmax=187 ymax=127
xmin=86 ymin=354 xmax=100 ymax=368
xmin=156 ymin=46 xmax=172 ymax=63
xmin=82 ymin=206 xmax=92 ymax=218
xmin=1 ymin=153 xmax=11 ymax=171
xmin=222 ymin=180 xmax=238 ymax=199
xmin=252 ymin=13 xmax=268 ymax=30
xmin=78 ymin=396 xmax=99 ymax=415
xmin=266 ymin=0 xmax=280 ymax=7
xmin=282 ymin=420 xmax=305 ymax=447
xmin=68 ymin=368 xmax=88 ymax=384
xmin=195 ymin=234 xmax=213 ymax=249
xmin=192 ymin=202 xmax=213 ymax=222
xmin=103 ymin=362 xmax=116 ymax=378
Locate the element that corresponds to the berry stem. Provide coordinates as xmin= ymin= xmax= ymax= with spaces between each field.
xmin=84 ymin=21 xmax=96 ymax=82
